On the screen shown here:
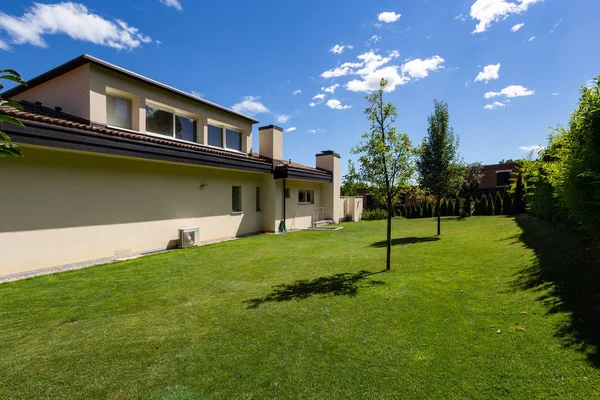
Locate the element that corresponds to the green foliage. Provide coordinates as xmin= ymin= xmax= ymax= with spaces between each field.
xmin=417 ymin=100 xmax=465 ymax=233
xmin=480 ymin=195 xmax=489 ymax=216
xmin=341 ymin=160 xmax=361 ymax=196
xmin=0 ymin=69 xmax=26 ymax=158
xmin=454 ymin=196 xmax=462 ymax=216
xmin=520 ymin=76 xmax=600 ymax=234
xmin=441 ymin=198 xmax=448 ymax=217
xmin=352 ymin=78 xmax=416 ymax=269
xmin=494 ymin=192 xmax=503 ymax=215
xmin=362 ymin=208 xmax=388 ymax=221
xmin=513 ymin=173 xmax=526 ymax=214
xmin=503 ymin=190 xmax=514 ymax=214
xmin=462 ymin=162 xmax=484 ymax=218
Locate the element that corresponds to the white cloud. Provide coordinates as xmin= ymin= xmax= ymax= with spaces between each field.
xmin=284 ymin=127 xmax=297 ymax=133
xmin=309 ymin=102 xmax=317 ymax=107
xmin=322 ymin=83 xmax=340 ymax=94
xmin=511 ymin=22 xmax=525 ymax=32
xmin=276 ymin=114 xmax=291 ymax=124
xmin=346 ymin=66 xmax=408 ymax=92
xmin=474 ymin=63 xmax=501 ymax=83
xmin=378 ymin=11 xmax=401 ymax=23
xmin=483 ymin=101 xmax=506 ymax=110
xmin=367 ymin=35 xmax=381 ymax=45
xmin=455 ymin=13 xmax=467 ymax=22
xmin=0 ymin=38 xmax=10 ymax=51
xmin=191 ymin=91 xmax=204 ymax=98
xmin=401 ymin=56 xmax=445 ymax=79
xmin=484 ymin=85 xmax=535 ymax=99
xmin=330 ymin=44 xmax=353 ymax=54
xmin=585 ymin=79 xmax=595 ymax=89
xmin=231 ymin=96 xmax=269 ymax=115
xmin=0 ymin=2 xmax=154 ymax=51
xmin=326 ymin=99 xmax=352 ymax=110
xmin=519 ymin=145 xmax=544 ymax=152
xmin=527 ymin=35 xmax=536 ymax=42
xmin=292 ymin=89 xmax=302 ymax=96
xmin=312 ymin=93 xmax=326 ymax=100
xmin=320 ymin=62 xmax=362 ymax=79
xmin=552 ymin=92 xmax=560 ymax=96
xmin=470 ymin=0 xmax=544 ymax=34
xmin=159 ymin=0 xmax=183 ymax=11
xmin=308 ymin=129 xmax=317 ymax=133
xmin=550 ymin=18 xmax=563 ymax=33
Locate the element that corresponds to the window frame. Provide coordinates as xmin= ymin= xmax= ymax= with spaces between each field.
xmin=298 ymin=189 xmax=315 ymax=205
xmin=225 ymin=128 xmax=243 ymax=151
xmin=145 ymin=100 xmax=198 ymax=144
xmin=495 ymin=170 xmax=512 ymax=187
xmin=207 ymin=124 xmax=224 ymax=148
xmin=232 ymin=186 xmax=242 ymax=213
xmin=106 ymin=93 xmax=134 ymax=130
xmin=205 ymin=120 xmax=245 ymax=153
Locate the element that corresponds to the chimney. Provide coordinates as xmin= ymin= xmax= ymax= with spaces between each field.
xmin=258 ymin=125 xmax=283 ymax=161
xmin=316 ymin=150 xmax=341 ymax=221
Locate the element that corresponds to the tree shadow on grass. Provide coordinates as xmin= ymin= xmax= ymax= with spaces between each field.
xmin=512 ymin=215 xmax=600 ymax=368
xmin=244 ymin=270 xmax=386 ymax=309
xmin=370 ymin=236 xmax=440 ymax=248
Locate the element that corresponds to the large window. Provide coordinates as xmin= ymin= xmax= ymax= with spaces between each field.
xmin=146 ymin=104 xmax=173 ymax=137
xmin=146 ymin=103 xmax=198 ymax=142
xmin=298 ymin=189 xmax=314 ymax=204
xmin=496 ymin=171 xmax=511 ymax=187
xmin=208 ymin=125 xmax=223 ymax=147
xmin=106 ymin=95 xmax=132 ymax=130
xmin=226 ymin=129 xmax=242 ymax=151
xmin=232 ymin=186 xmax=242 ymax=213
xmin=176 ymin=115 xmax=197 ymax=142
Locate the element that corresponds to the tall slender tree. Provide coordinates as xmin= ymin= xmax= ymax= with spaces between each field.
xmin=417 ymin=100 xmax=464 ymax=235
xmin=352 ymin=79 xmax=416 ymax=271
xmin=341 ymin=160 xmax=361 ymax=196
xmin=462 ymin=162 xmax=484 ymax=217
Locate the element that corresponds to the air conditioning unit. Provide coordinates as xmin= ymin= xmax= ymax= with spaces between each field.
xmin=179 ymin=227 xmax=200 ymax=248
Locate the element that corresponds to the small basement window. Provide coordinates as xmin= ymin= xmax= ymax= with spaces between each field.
xmin=298 ymin=189 xmax=314 ymax=204
xmin=232 ymin=186 xmax=242 ymax=213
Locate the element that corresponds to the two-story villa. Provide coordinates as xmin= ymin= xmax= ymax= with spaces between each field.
xmin=0 ymin=54 xmax=349 ymax=279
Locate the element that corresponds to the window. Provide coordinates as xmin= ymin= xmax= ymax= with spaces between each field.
xmin=208 ymin=125 xmax=223 ymax=147
xmin=226 ymin=129 xmax=242 ymax=151
xmin=146 ymin=104 xmax=174 ymax=137
xmin=232 ymin=186 xmax=242 ymax=213
xmin=145 ymin=103 xmax=198 ymax=142
xmin=256 ymin=187 xmax=261 ymax=211
xmin=496 ymin=171 xmax=511 ymax=187
xmin=106 ymin=95 xmax=132 ymax=130
xmin=298 ymin=189 xmax=314 ymax=204
xmin=285 ymin=188 xmax=290 ymax=198
xmin=176 ymin=115 xmax=197 ymax=142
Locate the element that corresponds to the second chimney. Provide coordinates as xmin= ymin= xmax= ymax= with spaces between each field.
xmin=258 ymin=125 xmax=283 ymax=161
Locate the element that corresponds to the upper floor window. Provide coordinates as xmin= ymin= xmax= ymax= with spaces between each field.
xmin=146 ymin=103 xmax=197 ymax=142
xmin=208 ymin=124 xmax=223 ymax=147
xmin=496 ymin=171 xmax=511 ymax=187
xmin=226 ymin=129 xmax=242 ymax=151
xmin=106 ymin=95 xmax=132 ymax=130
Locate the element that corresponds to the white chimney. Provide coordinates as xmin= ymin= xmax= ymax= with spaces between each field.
xmin=258 ymin=125 xmax=283 ymax=161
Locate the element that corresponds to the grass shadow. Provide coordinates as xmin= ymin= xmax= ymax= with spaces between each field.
xmin=370 ymin=236 xmax=440 ymax=248
xmin=244 ymin=270 xmax=386 ymax=309
xmin=512 ymin=215 xmax=600 ymax=368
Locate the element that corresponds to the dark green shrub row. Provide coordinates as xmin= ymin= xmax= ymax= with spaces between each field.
xmin=362 ymin=208 xmax=388 ymax=220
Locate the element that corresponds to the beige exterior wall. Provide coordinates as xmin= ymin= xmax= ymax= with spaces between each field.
xmin=0 ymin=146 xmax=266 ymax=276
xmin=316 ymin=153 xmax=342 ymax=222
xmin=283 ymin=180 xmax=325 ymax=230
xmin=11 ymin=64 xmax=91 ymax=118
xmin=259 ymin=126 xmax=283 ymax=160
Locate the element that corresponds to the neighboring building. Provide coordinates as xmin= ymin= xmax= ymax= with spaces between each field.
xmin=476 ymin=162 xmax=517 ymax=197
xmin=0 ymin=54 xmax=353 ymax=278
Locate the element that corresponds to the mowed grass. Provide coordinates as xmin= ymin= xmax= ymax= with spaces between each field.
xmin=0 ymin=216 xmax=599 ymax=399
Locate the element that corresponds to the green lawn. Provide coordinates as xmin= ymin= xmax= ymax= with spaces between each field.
xmin=1 ymin=216 xmax=599 ymax=399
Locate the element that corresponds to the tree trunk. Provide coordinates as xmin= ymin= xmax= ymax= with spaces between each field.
xmin=437 ymin=195 xmax=441 ymax=236
xmin=386 ymin=200 xmax=392 ymax=271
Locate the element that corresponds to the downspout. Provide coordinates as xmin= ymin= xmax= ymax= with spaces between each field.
xmin=278 ymin=178 xmax=287 ymax=233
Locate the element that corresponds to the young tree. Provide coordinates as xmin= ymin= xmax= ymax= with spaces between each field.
xmin=352 ymin=78 xmax=416 ymax=271
xmin=513 ymin=172 xmax=526 ymax=214
xmin=494 ymin=192 xmax=504 ymax=215
xmin=417 ymin=100 xmax=464 ymax=235
xmin=461 ymin=162 xmax=484 ymax=217
xmin=341 ymin=160 xmax=361 ymax=196
xmin=503 ymin=190 xmax=513 ymax=214
xmin=487 ymin=193 xmax=495 ymax=215
xmin=1 ymin=69 xmax=27 ymax=158
xmin=481 ymin=195 xmax=489 ymax=215
xmin=454 ymin=196 xmax=462 ymax=216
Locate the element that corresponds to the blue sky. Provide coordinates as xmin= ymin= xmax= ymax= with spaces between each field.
xmin=1 ymin=0 xmax=599 ymax=176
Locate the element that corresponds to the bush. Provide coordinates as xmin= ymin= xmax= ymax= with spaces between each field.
xmin=503 ymin=190 xmax=513 ymax=215
xmin=494 ymin=192 xmax=503 ymax=215
xmin=454 ymin=196 xmax=461 ymax=216
xmin=362 ymin=208 xmax=387 ymax=220
xmin=487 ymin=193 xmax=495 ymax=215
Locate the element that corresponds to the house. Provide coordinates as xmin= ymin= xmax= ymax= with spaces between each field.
xmin=475 ymin=162 xmax=517 ymax=197
xmin=0 ymin=54 xmax=356 ymax=279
